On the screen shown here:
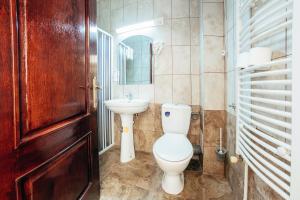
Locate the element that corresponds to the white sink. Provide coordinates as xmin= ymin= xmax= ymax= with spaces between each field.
xmin=104 ymin=99 xmax=149 ymax=114
xmin=104 ymin=98 xmax=149 ymax=163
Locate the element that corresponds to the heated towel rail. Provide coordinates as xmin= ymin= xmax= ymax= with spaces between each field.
xmin=236 ymin=0 xmax=300 ymax=199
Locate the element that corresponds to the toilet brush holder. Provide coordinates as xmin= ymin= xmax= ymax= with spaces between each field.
xmin=215 ymin=147 xmax=227 ymax=162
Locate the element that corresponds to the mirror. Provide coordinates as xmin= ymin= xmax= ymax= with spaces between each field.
xmin=118 ymin=35 xmax=153 ymax=85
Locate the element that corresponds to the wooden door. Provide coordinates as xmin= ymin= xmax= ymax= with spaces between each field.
xmin=0 ymin=0 xmax=100 ymax=199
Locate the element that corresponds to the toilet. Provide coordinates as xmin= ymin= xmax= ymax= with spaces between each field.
xmin=153 ymin=103 xmax=193 ymax=195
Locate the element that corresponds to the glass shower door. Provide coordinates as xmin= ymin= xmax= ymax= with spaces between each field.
xmin=97 ymin=28 xmax=113 ymax=153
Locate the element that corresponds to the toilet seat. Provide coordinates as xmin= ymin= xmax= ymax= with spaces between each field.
xmin=153 ymin=133 xmax=193 ymax=162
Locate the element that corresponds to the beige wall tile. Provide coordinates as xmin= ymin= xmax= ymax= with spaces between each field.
xmin=138 ymin=0 xmax=154 ymax=22
xmin=203 ymin=73 xmax=225 ymax=110
xmin=154 ymin=0 xmax=172 ymax=19
xmin=172 ymin=46 xmax=191 ymax=75
xmin=204 ymin=36 xmax=225 ymax=72
xmin=111 ymin=8 xmax=124 ymax=33
xmin=203 ymin=110 xmax=225 ymax=147
xmin=124 ymin=85 xmax=140 ymax=98
xmin=124 ymin=3 xmax=138 ymax=26
xmin=134 ymin=104 xmax=156 ymax=132
xmin=192 ymin=75 xmax=200 ymax=105
xmin=125 ymin=0 xmax=137 ymax=4
xmin=203 ymin=0 xmax=223 ymax=2
xmin=112 ymin=83 xmax=124 ymax=98
xmin=111 ymin=0 xmax=124 ymax=10
xmin=154 ymin=75 xmax=173 ymax=103
xmin=191 ymin=45 xmax=200 ymax=75
xmin=190 ymin=18 xmax=200 ymax=45
xmin=98 ymin=8 xmax=111 ymax=33
xmin=173 ymin=75 xmax=191 ymax=104
xmin=151 ymin=19 xmax=172 ymax=46
xmin=114 ymin=104 xmax=163 ymax=153
xmin=203 ymin=3 xmax=224 ymax=36
xmin=98 ymin=0 xmax=110 ymax=10
xmin=154 ymin=45 xmax=172 ymax=75
xmin=172 ymin=18 xmax=191 ymax=45
xmin=172 ymin=0 xmax=190 ymax=18
xmin=203 ymin=146 xmax=225 ymax=177
xmin=139 ymin=84 xmax=155 ymax=102
xmin=190 ymin=0 xmax=200 ymax=17
xmin=154 ymin=104 xmax=163 ymax=132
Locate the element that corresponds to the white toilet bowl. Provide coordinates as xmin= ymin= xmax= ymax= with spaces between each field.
xmin=153 ymin=133 xmax=193 ymax=194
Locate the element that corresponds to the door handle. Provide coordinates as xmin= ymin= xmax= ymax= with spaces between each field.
xmin=93 ymin=77 xmax=101 ymax=109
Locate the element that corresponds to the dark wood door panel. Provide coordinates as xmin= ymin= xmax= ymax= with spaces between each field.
xmin=17 ymin=115 xmax=91 ymax=174
xmin=0 ymin=0 xmax=99 ymax=199
xmin=18 ymin=0 xmax=87 ymax=135
xmin=18 ymin=136 xmax=91 ymax=200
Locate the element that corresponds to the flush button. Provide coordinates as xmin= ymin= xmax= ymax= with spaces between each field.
xmin=165 ymin=111 xmax=170 ymax=117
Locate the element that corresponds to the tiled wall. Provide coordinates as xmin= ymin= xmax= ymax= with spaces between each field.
xmin=199 ymin=0 xmax=227 ymax=177
xmin=114 ymin=104 xmax=201 ymax=153
xmin=200 ymin=1 xmax=225 ymax=111
xmin=224 ymin=0 xmax=288 ymax=199
xmin=97 ymin=0 xmax=201 ymax=105
xmin=97 ymin=0 xmax=202 ymax=152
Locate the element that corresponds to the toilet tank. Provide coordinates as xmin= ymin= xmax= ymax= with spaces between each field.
xmin=161 ymin=104 xmax=191 ymax=135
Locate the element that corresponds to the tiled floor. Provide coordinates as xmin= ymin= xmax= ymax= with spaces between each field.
xmin=99 ymin=147 xmax=233 ymax=200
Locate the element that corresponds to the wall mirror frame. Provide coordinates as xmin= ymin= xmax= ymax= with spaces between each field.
xmin=118 ymin=35 xmax=153 ymax=85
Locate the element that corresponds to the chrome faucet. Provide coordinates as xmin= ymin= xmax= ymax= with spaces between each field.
xmin=126 ymin=93 xmax=133 ymax=101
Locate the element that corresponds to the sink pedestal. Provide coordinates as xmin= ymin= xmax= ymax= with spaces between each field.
xmin=104 ymin=98 xmax=149 ymax=163
xmin=120 ymin=114 xmax=135 ymax=163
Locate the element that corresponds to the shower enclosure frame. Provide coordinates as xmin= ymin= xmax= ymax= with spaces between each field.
xmin=97 ymin=27 xmax=114 ymax=154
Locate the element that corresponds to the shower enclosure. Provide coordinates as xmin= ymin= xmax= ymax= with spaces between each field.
xmin=97 ymin=28 xmax=113 ymax=153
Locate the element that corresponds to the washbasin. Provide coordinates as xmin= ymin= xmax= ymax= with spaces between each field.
xmin=104 ymin=99 xmax=149 ymax=114
xmin=104 ymin=98 xmax=149 ymax=163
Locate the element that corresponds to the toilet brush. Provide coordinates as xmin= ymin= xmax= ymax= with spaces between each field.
xmin=219 ymin=128 xmax=222 ymax=153
xmin=216 ymin=128 xmax=227 ymax=161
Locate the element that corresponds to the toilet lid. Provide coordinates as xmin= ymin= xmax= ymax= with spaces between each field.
xmin=153 ymin=133 xmax=193 ymax=162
